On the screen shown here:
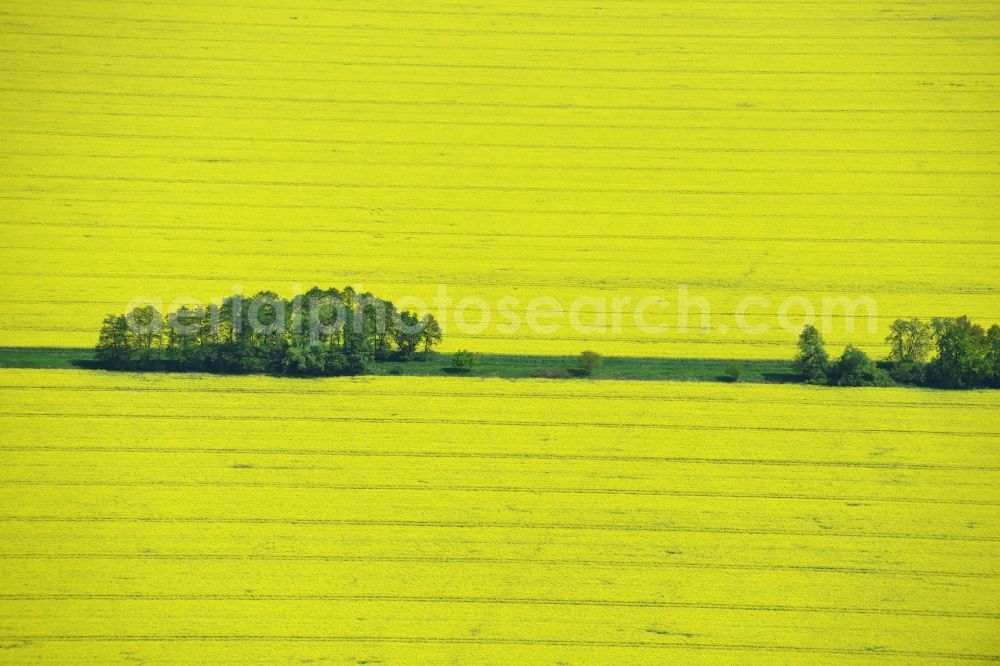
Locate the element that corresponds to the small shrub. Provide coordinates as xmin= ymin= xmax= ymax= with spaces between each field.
xmin=828 ymin=345 xmax=894 ymax=387
xmin=888 ymin=361 xmax=925 ymax=385
xmin=388 ymin=365 xmax=405 ymax=376
xmin=578 ymin=350 xmax=603 ymax=376
xmin=452 ymin=349 xmax=480 ymax=371
xmin=724 ymin=362 xmax=744 ymax=382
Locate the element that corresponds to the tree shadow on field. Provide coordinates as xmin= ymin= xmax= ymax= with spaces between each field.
xmin=762 ymin=372 xmax=802 ymax=384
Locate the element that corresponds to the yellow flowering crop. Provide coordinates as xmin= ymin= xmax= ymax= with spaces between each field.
xmin=0 ymin=370 xmax=997 ymax=661
xmin=1 ymin=0 xmax=998 ymax=662
xmin=0 ymin=1 xmax=997 ymax=356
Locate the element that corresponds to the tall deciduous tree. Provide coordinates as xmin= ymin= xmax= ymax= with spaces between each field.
xmin=927 ymin=316 xmax=988 ymax=389
xmin=126 ymin=305 xmax=163 ymax=367
xmin=392 ymin=310 xmax=423 ymax=360
xmin=95 ymin=314 xmax=132 ymax=370
xmin=885 ymin=318 xmax=934 ymax=364
xmin=166 ymin=306 xmax=202 ymax=370
xmin=793 ymin=324 xmax=829 ymax=384
xmin=420 ymin=314 xmax=443 ymax=357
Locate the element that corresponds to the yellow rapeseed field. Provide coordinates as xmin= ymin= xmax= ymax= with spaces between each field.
xmin=1 ymin=0 xmax=998 ymax=663
xmin=0 ymin=0 xmax=997 ymax=355
xmin=0 ymin=369 xmax=997 ymax=662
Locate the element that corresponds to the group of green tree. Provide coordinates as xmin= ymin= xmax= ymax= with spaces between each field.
xmin=794 ymin=316 xmax=1000 ymax=389
xmin=95 ymin=287 xmax=442 ymax=376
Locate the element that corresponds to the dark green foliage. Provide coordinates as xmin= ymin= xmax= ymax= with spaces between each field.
xmin=93 ymin=287 xmax=443 ymax=376
xmin=987 ymin=325 xmax=1000 ymax=388
xmin=420 ymin=314 xmax=443 ymax=358
xmin=888 ymin=361 xmax=926 ymax=385
xmin=827 ymin=345 xmax=894 ymax=387
xmin=578 ymin=350 xmax=603 ymax=376
xmin=788 ymin=316 xmax=1000 ymax=389
xmin=885 ymin=318 xmax=934 ymax=365
xmin=283 ymin=336 xmax=346 ymax=376
xmin=809 ymin=314 xmax=1000 ymax=389
xmin=166 ymin=306 xmax=206 ymax=371
xmin=95 ymin=314 xmax=132 ymax=370
xmin=879 ymin=315 xmax=1000 ymax=389
xmin=391 ymin=311 xmax=423 ymax=361
xmin=126 ymin=305 xmax=163 ymax=368
xmin=883 ymin=318 xmax=933 ymax=385
xmin=451 ymin=349 xmax=480 ymax=371
xmin=724 ymin=362 xmax=744 ymax=382
xmin=793 ymin=325 xmax=829 ymax=384
xmin=343 ymin=329 xmax=374 ymax=375
xmin=925 ymin=316 xmax=989 ymax=389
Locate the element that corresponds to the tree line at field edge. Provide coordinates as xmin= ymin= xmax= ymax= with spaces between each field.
xmin=794 ymin=316 xmax=1000 ymax=389
xmin=93 ymin=289 xmax=999 ymax=388
xmin=95 ymin=287 xmax=444 ymax=376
